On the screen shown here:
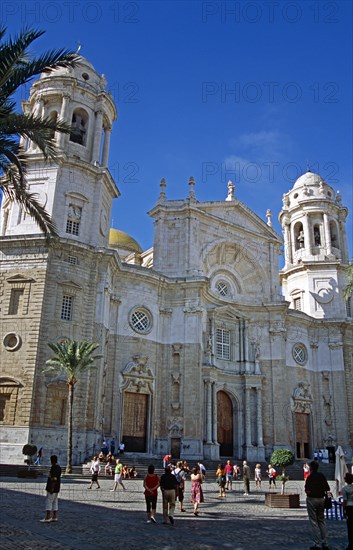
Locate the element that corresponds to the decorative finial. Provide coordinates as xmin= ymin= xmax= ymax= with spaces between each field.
xmin=225 ymin=180 xmax=235 ymax=201
xmin=266 ymin=209 xmax=272 ymax=226
xmin=336 ymin=190 xmax=342 ymax=204
xmin=158 ymin=178 xmax=167 ymax=203
xmin=306 ymin=161 xmax=311 ymax=172
xmin=76 ymin=41 xmax=82 ymax=54
xmin=188 ymin=176 xmax=196 ymax=201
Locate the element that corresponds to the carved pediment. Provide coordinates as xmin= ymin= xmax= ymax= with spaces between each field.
xmin=211 ymin=304 xmax=247 ymax=322
xmin=6 ymin=274 xmax=35 ymax=284
xmin=291 ymin=382 xmax=312 ymax=413
xmin=121 ymin=355 xmax=154 ymax=394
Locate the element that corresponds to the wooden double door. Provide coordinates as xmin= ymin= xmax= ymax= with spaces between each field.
xmin=217 ymin=391 xmax=233 ymax=456
xmin=122 ymin=392 xmax=148 ymax=452
xmin=295 ymin=412 xmax=311 ymax=458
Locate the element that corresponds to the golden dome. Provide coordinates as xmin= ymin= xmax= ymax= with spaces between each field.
xmin=108 ymin=229 xmax=142 ymax=253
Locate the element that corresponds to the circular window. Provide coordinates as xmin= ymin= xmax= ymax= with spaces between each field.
xmin=129 ymin=307 xmax=152 ymax=334
xmin=82 ymin=72 xmax=90 ymax=81
xmin=3 ymin=333 xmax=22 ymax=352
xmin=216 ymin=281 xmax=229 ymax=297
xmin=292 ymin=343 xmax=307 ymax=365
xmin=293 ymin=193 xmax=298 ymax=199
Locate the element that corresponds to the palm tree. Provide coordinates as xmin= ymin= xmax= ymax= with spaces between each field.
xmin=343 ymin=262 xmax=353 ymax=301
xmin=44 ymin=340 xmax=101 ymax=474
xmin=0 ymin=26 xmax=79 ymax=236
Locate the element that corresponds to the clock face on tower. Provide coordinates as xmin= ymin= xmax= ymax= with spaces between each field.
xmin=100 ymin=210 xmax=108 ymax=236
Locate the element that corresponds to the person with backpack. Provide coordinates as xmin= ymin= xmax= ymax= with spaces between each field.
xmin=173 ymin=461 xmax=186 ymax=512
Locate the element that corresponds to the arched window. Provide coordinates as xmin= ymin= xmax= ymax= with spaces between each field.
xmin=0 ymin=378 xmax=22 ymax=425
xmin=48 ymin=110 xmax=58 ymax=140
xmin=69 ymin=108 xmax=88 ymax=146
xmin=313 ymin=224 xmax=321 ymax=246
xmin=294 ymin=222 xmax=304 ymax=251
xmin=330 ymin=221 xmax=340 ymax=249
xmin=44 ymin=381 xmax=68 ymax=426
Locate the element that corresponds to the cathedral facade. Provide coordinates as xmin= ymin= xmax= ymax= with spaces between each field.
xmin=1 ymin=58 xmax=352 ymax=464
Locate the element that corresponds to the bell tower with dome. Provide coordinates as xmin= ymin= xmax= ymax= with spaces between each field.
xmin=2 ymin=56 xmax=119 ymax=248
xmin=279 ymin=170 xmax=350 ymax=319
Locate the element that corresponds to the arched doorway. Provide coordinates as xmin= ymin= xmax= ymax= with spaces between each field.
xmin=295 ymin=412 xmax=311 ymax=459
xmin=120 ymin=355 xmax=154 ymax=453
xmin=122 ymin=392 xmax=148 ymax=452
xmin=217 ymin=391 xmax=233 ymax=456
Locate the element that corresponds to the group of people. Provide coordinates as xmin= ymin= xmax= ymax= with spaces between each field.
xmin=144 ymin=461 xmax=204 ymax=525
xmin=38 ymin=454 xmax=353 ymax=550
xmin=213 ymin=460 xmax=277 ymax=496
xmin=88 ymin=456 xmax=137 ymax=490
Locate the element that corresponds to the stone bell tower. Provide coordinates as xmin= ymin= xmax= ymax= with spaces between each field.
xmin=1 ymin=56 xmax=119 ymax=247
xmin=279 ymin=170 xmax=350 ymax=319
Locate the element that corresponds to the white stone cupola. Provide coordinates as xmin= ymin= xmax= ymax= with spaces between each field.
xmin=22 ymin=56 xmax=116 ymax=166
xmin=1 ymin=56 xmax=119 ymax=248
xmin=279 ymin=170 xmax=350 ymax=319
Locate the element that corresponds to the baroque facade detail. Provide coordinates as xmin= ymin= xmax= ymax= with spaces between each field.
xmin=0 ymin=56 xmax=352 ymax=464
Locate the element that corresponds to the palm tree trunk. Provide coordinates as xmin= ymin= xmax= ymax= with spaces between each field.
xmin=66 ymin=383 xmax=74 ymax=474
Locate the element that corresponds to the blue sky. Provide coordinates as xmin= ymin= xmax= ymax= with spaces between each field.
xmin=3 ymin=0 xmax=352 ymax=257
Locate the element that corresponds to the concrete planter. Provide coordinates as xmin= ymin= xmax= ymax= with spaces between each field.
xmin=17 ymin=469 xmax=38 ymax=478
xmin=265 ymin=492 xmax=300 ymax=508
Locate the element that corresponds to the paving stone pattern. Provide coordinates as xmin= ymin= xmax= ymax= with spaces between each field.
xmin=0 ymin=477 xmax=347 ymax=550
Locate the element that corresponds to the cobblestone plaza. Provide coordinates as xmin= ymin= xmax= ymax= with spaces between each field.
xmin=0 ymin=477 xmax=347 ymax=549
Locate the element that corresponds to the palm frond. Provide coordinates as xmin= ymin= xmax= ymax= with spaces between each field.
xmin=44 ymin=340 xmax=101 ymax=383
xmin=0 ymin=26 xmax=78 ymax=236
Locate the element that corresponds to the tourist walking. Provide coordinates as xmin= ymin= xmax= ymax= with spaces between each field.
xmin=303 ymin=462 xmax=310 ymax=481
xmin=216 ymin=464 xmax=226 ymax=497
xmin=305 ymin=460 xmax=331 ymax=550
xmin=242 ymin=460 xmax=250 ymax=495
xmin=342 ymin=472 xmax=353 ymax=550
xmin=160 ymin=466 xmax=178 ymax=525
xmin=267 ymin=464 xmax=277 ymax=489
xmin=254 ymin=463 xmax=262 ymax=489
xmin=88 ymin=456 xmax=101 ymax=489
xmin=143 ymin=464 xmax=159 ymax=524
xmin=198 ymin=462 xmax=206 ymax=481
xmin=173 ymin=461 xmax=186 ymax=512
xmin=190 ymin=466 xmax=204 ymax=516
xmin=225 ymin=460 xmax=233 ymax=490
xmin=111 ymin=459 xmax=126 ymax=492
xmin=34 ymin=447 xmax=43 ymax=465
xmin=40 ymin=455 xmax=61 ymax=523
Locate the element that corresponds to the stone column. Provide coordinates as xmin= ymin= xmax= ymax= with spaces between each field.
xmin=58 ymin=93 xmax=71 ymax=149
xmin=91 ymin=109 xmax=103 ymax=164
xmin=206 ymin=380 xmax=212 ymax=444
xmin=339 ymin=215 xmax=348 ymax=262
xmin=245 ymin=387 xmax=251 ymax=447
xmin=257 ymin=388 xmax=264 ymax=447
xmin=303 ymin=213 xmax=312 ymax=255
xmin=283 ymin=222 xmax=292 ymax=265
xmin=101 ymin=125 xmax=112 ymax=167
xmin=29 ymin=97 xmax=44 ymax=150
xmin=212 ymin=383 xmax=217 ymax=443
xmin=290 ymin=224 xmax=297 ymax=262
xmin=323 ymin=213 xmax=332 ymax=256
xmin=33 ymin=96 xmax=44 ymax=117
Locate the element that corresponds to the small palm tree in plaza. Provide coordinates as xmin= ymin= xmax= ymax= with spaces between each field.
xmin=44 ymin=340 xmax=101 ymax=474
xmin=0 ymin=26 xmax=78 ymax=236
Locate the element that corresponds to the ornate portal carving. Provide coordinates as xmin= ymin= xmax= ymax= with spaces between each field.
xmin=121 ymin=355 xmax=154 ymax=394
xmin=167 ymin=417 xmax=183 ymax=437
xmin=292 ymin=382 xmax=312 ymax=413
